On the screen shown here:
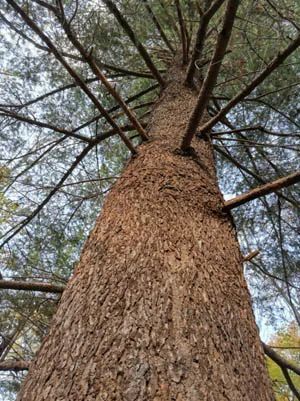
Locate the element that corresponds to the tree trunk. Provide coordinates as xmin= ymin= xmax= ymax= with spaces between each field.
xmin=17 ymin=67 xmax=275 ymax=401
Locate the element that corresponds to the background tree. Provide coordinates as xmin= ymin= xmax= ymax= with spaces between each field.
xmin=266 ymin=322 xmax=300 ymax=400
xmin=0 ymin=0 xmax=299 ymax=400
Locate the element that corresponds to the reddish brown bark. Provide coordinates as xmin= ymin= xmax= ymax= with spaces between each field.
xmin=17 ymin=67 xmax=275 ymax=401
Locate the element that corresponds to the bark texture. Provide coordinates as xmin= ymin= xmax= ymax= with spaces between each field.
xmin=17 ymin=67 xmax=275 ymax=401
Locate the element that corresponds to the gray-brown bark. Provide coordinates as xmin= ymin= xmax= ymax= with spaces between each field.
xmin=17 ymin=66 xmax=275 ymax=401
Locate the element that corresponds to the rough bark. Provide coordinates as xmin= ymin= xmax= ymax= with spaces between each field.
xmin=17 ymin=66 xmax=275 ymax=401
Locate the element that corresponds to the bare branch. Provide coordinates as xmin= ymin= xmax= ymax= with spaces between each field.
xmin=199 ymin=34 xmax=300 ymax=135
xmin=0 ymin=78 xmax=98 ymax=109
xmin=243 ymin=250 xmax=259 ymax=262
xmin=0 ymin=279 xmax=65 ymax=293
xmin=224 ymin=171 xmax=300 ymax=210
xmin=102 ymin=0 xmax=166 ymax=88
xmin=181 ymin=0 xmax=240 ymax=150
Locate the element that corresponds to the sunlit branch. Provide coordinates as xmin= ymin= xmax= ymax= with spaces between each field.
xmin=6 ymin=0 xmax=137 ymax=154
xmin=214 ymin=145 xmax=299 ymax=209
xmin=199 ymin=34 xmax=300 ymax=135
xmin=103 ymin=0 xmax=165 ymax=88
xmin=142 ymin=0 xmax=175 ymax=54
xmin=185 ymin=0 xmax=226 ymax=86
xmin=223 ymin=171 xmax=300 ymax=210
xmin=181 ymin=0 xmax=240 ymax=150
xmin=243 ymin=250 xmax=259 ymax=262
xmin=0 ymin=279 xmax=65 ymax=293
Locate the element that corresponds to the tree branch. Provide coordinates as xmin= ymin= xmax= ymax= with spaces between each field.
xmin=185 ymin=0 xmax=226 ymax=86
xmin=213 ymin=144 xmax=299 ymax=209
xmin=0 ymin=108 xmax=92 ymax=143
xmin=56 ymin=16 xmax=149 ymax=141
xmin=181 ymin=0 xmax=240 ymax=150
xmin=224 ymin=171 xmax=300 ymax=210
xmin=102 ymin=0 xmax=165 ymax=88
xmin=263 ymin=342 xmax=300 ymax=376
xmin=74 ymin=83 xmax=158 ymax=133
xmin=281 ymin=367 xmax=300 ymax=401
xmin=243 ymin=250 xmax=259 ymax=262
xmin=199 ymin=34 xmax=300 ymax=135
xmin=6 ymin=0 xmax=137 ymax=155
xmin=0 ymin=143 xmax=94 ymax=248
xmin=0 ymin=360 xmax=30 ymax=371
xmin=142 ymin=0 xmax=175 ymax=54
xmin=175 ymin=0 xmax=188 ymax=65
xmin=0 ymin=279 xmax=65 ymax=293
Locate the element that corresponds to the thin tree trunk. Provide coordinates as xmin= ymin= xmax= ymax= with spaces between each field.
xmin=17 ymin=66 xmax=275 ymax=401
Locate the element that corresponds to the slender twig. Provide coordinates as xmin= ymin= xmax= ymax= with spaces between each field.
xmin=243 ymin=250 xmax=259 ymax=262
xmin=0 ymin=78 xmax=98 ymax=109
xmin=211 ymin=125 xmax=300 ymax=139
xmin=74 ymin=83 xmax=158 ymax=133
